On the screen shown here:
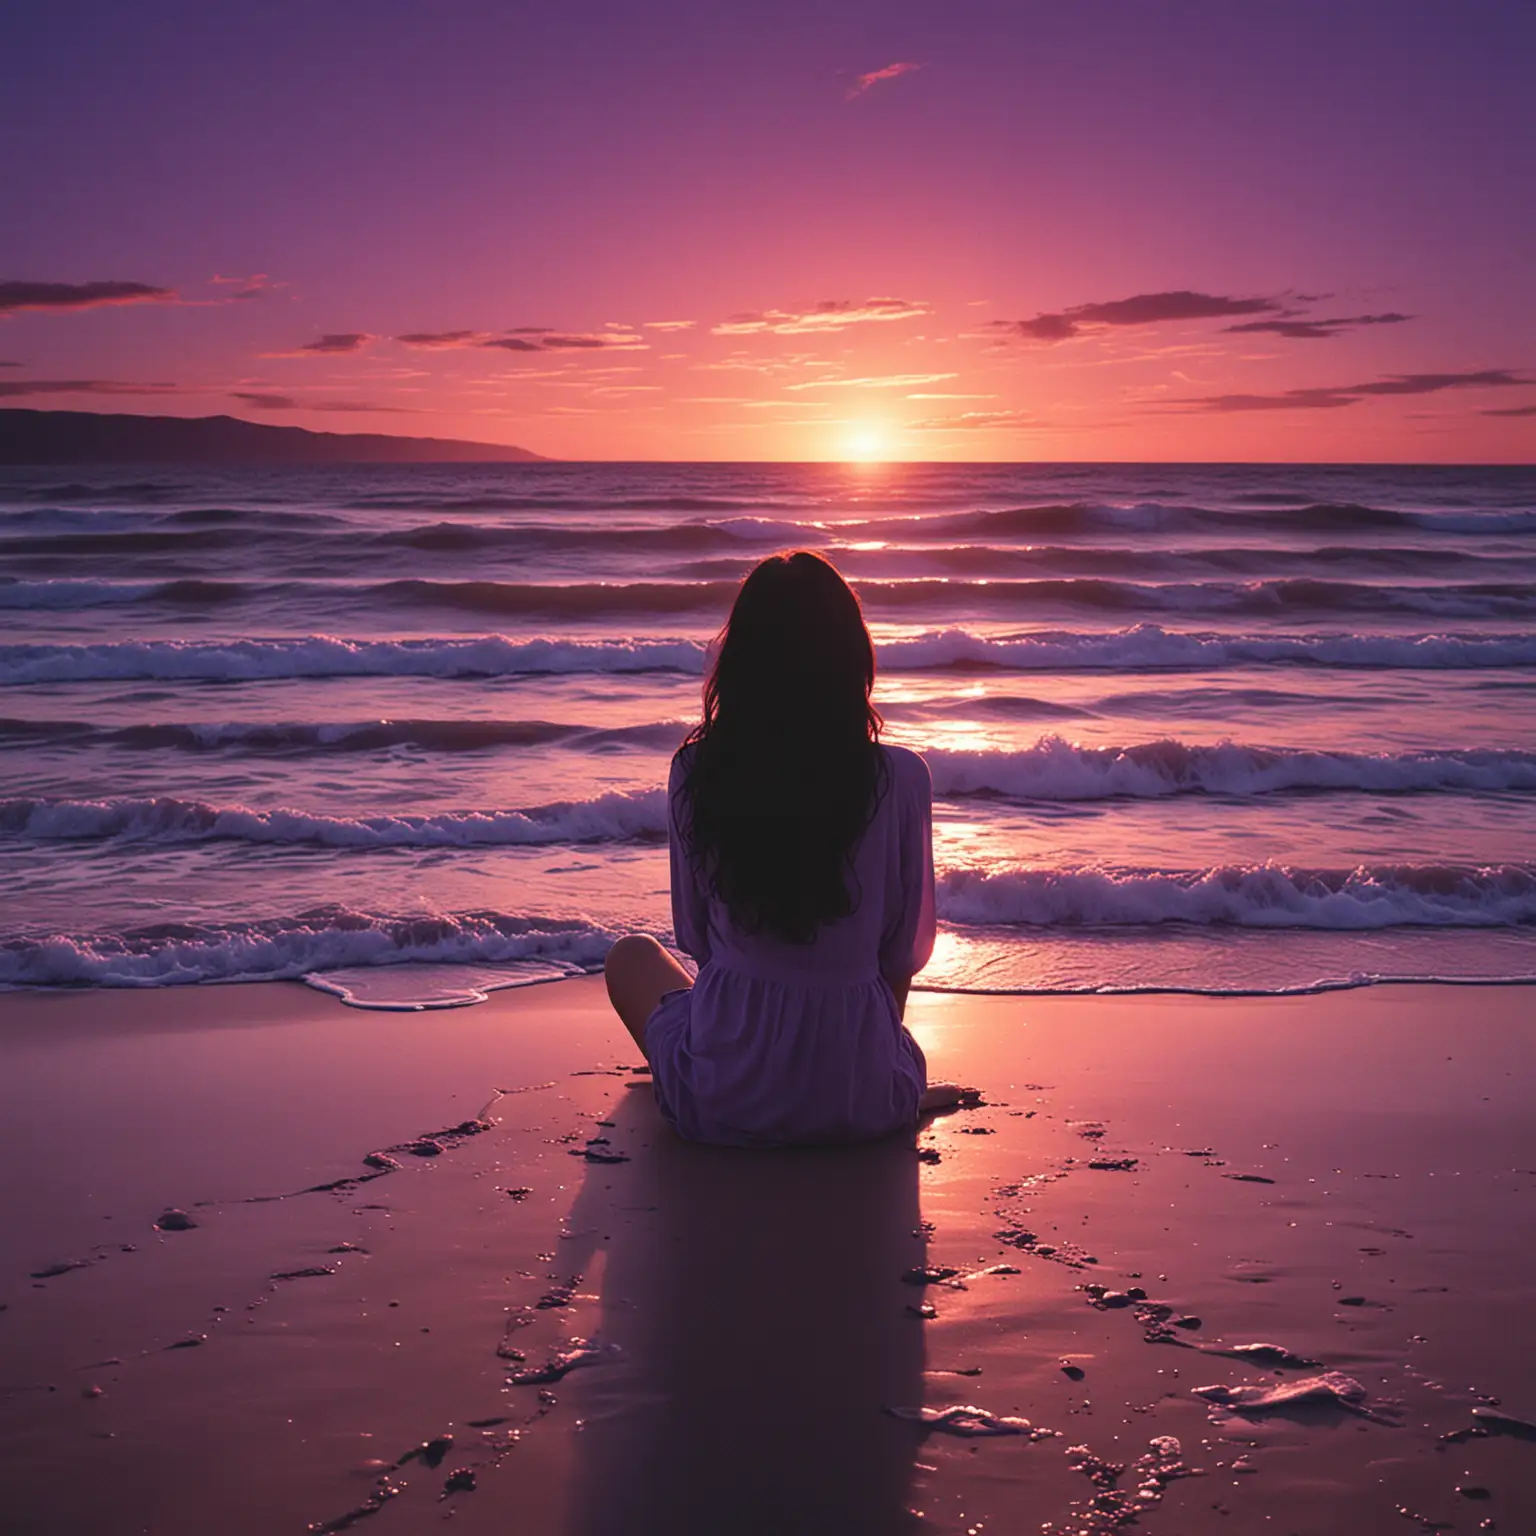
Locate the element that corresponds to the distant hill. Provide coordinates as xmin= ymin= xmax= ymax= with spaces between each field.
xmin=0 ymin=409 xmax=548 ymax=464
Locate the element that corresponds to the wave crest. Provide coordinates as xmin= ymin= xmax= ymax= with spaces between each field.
xmin=926 ymin=738 xmax=1536 ymax=799
xmin=7 ymin=626 xmax=1536 ymax=684
xmin=938 ymin=862 xmax=1536 ymax=930
xmin=0 ymin=909 xmax=615 ymax=988
xmin=0 ymin=790 xmax=669 ymax=848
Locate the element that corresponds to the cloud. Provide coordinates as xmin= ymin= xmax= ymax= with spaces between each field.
xmin=230 ymin=391 xmax=418 ymax=413
xmin=1187 ymin=389 xmax=1361 ymax=412
xmin=211 ymin=273 xmax=279 ymax=302
xmin=906 ymin=391 xmax=996 ymax=400
xmin=786 ymin=372 xmax=958 ymax=391
xmin=712 ymin=298 xmax=929 ymax=336
xmin=538 ymin=333 xmax=633 ymax=350
xmin=999 ymin=292 xmax=1419 ymax=346
xmin=642 ymin=319 xmax=696 ymax=331
xmin=0 ymin=378 xmax=180 ymax=398
xmin=848 ymin=61 xmax=921 ymax=99
xmin=395 ymin=330 xmax=485 ymax=349
xmin=264 ymin=332 xmax=374 ymax=357
xmin=0 ymin=360 xmax=18 ymax=367
xmin=1183 ymin=370 xmax=1529 ymax=412
xmin=311 ymin=400 xmax=419 ymax=413
xmin=399 ymin=328 xmax=647 ymax=353
xmin=997 ymin=290 xmax=1279 ymax=344
xmin=1350 ymin=370 xmax=1526 ymax=396
xmin=908 ymin=409 xmax=1043 ymax=430
xmin=0 ymin=280 xmax=177 ymax=316
xmin=1484 ymin=403 xmax=1536 ymax=417
xmin=230 ymin=391 xmax=298 ymax=409
xmin=1224 ymin=311 xmax=1411 ymax=340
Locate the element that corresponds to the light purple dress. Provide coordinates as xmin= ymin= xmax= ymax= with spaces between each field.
xmin=645 ymin=743 xmax=937 ymax=1147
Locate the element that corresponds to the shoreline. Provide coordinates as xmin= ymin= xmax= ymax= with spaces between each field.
xmin=4 ymin=960 xmax=1536 ymax=1013
xmin=1 ymin=976 xmax=1533 ymax=1533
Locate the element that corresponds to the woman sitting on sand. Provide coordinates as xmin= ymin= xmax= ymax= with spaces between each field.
xmin=604 ymin=550 xmax=962 ymax=1147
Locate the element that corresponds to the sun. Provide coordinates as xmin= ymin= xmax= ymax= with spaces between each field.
xmin=844 ymin=425 xmax=890 ymax=462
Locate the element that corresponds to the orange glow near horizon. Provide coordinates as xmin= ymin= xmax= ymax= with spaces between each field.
xmin=843 ymin=426 xmax=893 ymax=462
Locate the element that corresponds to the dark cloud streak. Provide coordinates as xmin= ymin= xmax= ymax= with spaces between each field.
xmin=230 ymin=391 xmax=416 ymax=413
xmin=396 ymin=330 xmax=483 ymax=348
xmin=229 ymin=392 xmax=297 ymax=409
xmin=294 ymin=333 xmax=372 ymax=355
xmin=1183 ymin=370 xmax=1529 ymax=412
xmin=999 ymin=291 xmax=1415 ymax=344
xmin=1224 ymin=312 xmax=1411 ymax=340
xmin=1001 ymin=290 xmax=1277 ymax=343
xmin=0 ymin=280 xmax=176 ymax=316
xmin=0 ymin=378 xmax=179 ymax=398
xmin=397 ymin=328 xmax=644 ymax=352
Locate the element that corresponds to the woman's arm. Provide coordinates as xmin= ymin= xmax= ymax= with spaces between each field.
xmin=879 ymin=749 xmax=937 ymax=1000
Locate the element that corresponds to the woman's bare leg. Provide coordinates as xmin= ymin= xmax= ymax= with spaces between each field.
xmin=604 ymin=934 xmax=692 ymax=1055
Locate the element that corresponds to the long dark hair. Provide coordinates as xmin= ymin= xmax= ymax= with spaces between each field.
xmin=680 ymin=551 xmax=886 ymax=944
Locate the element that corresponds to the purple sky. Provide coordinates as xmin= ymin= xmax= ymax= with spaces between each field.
xmin=2 ymin=0 xmax=1533 ymax=459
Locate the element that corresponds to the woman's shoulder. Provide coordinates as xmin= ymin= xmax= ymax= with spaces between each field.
xmin=669 ymin=740 xmax=696 ymax=780
xmin=879 ymin=742 xmax=931 ymax=793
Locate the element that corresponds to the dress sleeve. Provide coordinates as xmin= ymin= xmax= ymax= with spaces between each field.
xmin=667 ymin=751 xmax=712 ymax=965
xmin=880 ymin=751 xmax=937 ymax=981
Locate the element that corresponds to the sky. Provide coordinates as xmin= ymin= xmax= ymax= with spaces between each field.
xmin=1 ymin=0 xmax=1533 ymax=462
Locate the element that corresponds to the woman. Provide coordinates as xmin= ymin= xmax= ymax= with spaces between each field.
xmin=605 ymin=550 xmax=959 ymax=1147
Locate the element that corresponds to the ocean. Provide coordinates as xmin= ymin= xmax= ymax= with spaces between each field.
xmin=2 ymin=460 xmax=1533 ymax=1007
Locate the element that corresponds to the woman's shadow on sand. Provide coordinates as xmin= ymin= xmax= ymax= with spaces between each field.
xmin=559 ymin=1081 xmax=929 ymax=1536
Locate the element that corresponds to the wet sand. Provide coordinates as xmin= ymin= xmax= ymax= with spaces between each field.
xmin=0 ymin=977 xmax=1532 ymax=1535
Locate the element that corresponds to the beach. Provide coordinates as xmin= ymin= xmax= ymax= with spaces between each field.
xmin=3 ymin=976 xmax=1531 ymax=1535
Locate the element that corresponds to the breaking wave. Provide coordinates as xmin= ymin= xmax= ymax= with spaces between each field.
xmin=0 ymin=909 xmax=617 ymax=988
xmin=0 ymin=716 xmax=685 ymax=754
xmin=925 ymin=738 xmax=1536 ymax=800
xmin=937 ymin=861 xmax=1536 ymax=929
xmin=4 ymin=573 xmax=1534 ymax=619
xmin=0 ymin=790 xmax=669 ymax=848
xmin=7 ymin=625 xmax=1536 ymax=684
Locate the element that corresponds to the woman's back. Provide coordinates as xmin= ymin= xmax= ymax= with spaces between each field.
xmin=670 ymin=741 xmax=935 ymax=984
xmin=646 ymin=741 xmax=936 ymax=1146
